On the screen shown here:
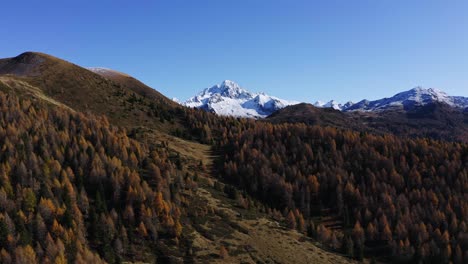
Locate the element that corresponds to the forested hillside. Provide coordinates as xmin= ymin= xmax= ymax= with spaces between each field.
xmin=215 ymin=122 xmax=467 ymax=263
xmin=181 ymin=108 xmax=468 ymax=263
xmin=0 ymin=90 xmax=184 ymax=263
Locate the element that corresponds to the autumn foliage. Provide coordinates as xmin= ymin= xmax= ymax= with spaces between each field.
xmin=0 ymin=91 xmax=183 ymax=263
xmin=207 ymin=120 xmax=468 ymax=263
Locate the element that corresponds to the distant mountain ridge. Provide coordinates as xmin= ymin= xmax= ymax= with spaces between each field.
xmin=183 ymin=80 xmax=300 ymax=118
xmin=314 ymin=87 xmax=468 ymax=112
xmin=184 ymin=82 xmax=468 ymax=117
xmin=267 ymin=86 xmax=468 ymax=142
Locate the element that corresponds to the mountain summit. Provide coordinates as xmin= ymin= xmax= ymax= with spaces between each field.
xmin=183 ymin=80 xmax=300 ymax=118
xmin=193 ymin=80 xmax=253 ymax=100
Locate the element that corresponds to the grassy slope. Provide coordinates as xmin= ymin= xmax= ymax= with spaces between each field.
xmin=0 ymin=52 xmax=181 ymax=133
xmin=182 ymin=151 xmax=355 ymax=264
xmin=88 ymin=67 xmax=171 ymax=104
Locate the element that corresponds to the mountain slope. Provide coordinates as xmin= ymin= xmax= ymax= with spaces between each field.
xmin=266 ymin=102 xmax=468 ymax=142
xmin=364 ymin=102 xmax=468 ymax=141
xmin=0 ymin=52 xmax=185 ymax=135
xmin=183 ymin=80 xmax=300 ymax=118
xmin=266 ymin=103 xmax=365 ymax=131
xmin=87 ymin=67 xmax=175 ymax=106
xmin=217 ymin=119 xmax=467 ymax=264
xmin=0 ymin=88 xmax=186 ymax=263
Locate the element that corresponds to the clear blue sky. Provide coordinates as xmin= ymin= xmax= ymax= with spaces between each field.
xmin=1 ymin=0 xmax=467 ymax=103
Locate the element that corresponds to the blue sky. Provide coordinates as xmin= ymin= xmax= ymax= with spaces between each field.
xmin=1 ymin=0 xmax=467 ymax=103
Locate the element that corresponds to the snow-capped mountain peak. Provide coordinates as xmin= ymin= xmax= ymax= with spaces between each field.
xmin=221 ymin=80 xmax=242 ymax=91
xmin=183 ymin=80 xmax=300 ymax=118
xmin=324 ymin=100 xmax=343 ymax=110
xmin=199 ymin=80 xmax=252 ymax=99
xmin=391 ymin=86 xmax=452 ymax=106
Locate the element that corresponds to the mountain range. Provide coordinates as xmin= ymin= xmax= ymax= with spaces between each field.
xmin=182 ymin=81 xmax=468 ymax=116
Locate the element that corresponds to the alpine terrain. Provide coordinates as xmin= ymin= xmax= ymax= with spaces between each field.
xmin=183 ymin=80 xmax=300 ymax=118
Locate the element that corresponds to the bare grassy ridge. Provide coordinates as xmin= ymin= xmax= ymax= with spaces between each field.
xmin=0 ymin=52 xmax=183 ymax=135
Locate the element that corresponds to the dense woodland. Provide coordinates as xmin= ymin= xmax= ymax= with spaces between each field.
xmin=0 ymin=91 xmax=185 ymax=263
xmin=184 ymin=108 xmax=468 ymax=263
xmin=221 ymin=124 xmax=467 ymax=262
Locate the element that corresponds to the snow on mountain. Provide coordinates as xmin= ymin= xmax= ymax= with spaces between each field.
xmin=183 ymin=80 xmax=300 ymax=118
xmin=345 ymin=87 xmax=468 ymax=112
xmin=312 ymin=101 xmax=325 ymax=107
xmin=341 ymin=101 xmax=355 ymax=109
xmin=313 ymin=100 xmax=354 ymax=111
